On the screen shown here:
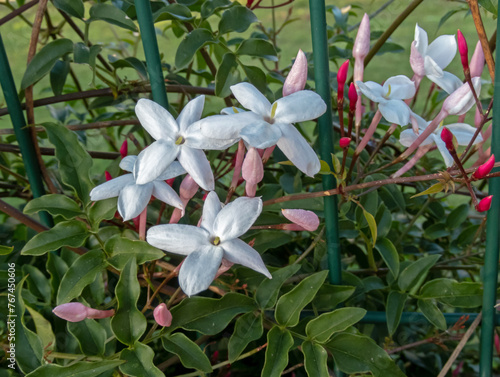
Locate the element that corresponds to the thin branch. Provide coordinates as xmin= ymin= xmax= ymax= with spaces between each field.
xmin=0 ymin=0 xmax=39 ymax=26
xmin=467 ymin=0 xmax=495 ymax=81
xmin=0 ymin=143 xmax=120 ymax=160
xmin=0 ymin=120 xmax=140 ymax=135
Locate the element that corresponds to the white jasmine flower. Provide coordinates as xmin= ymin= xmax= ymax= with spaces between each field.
xmin=90 ymin=156 xmax=185 ymax=221
xmin=147 ymin=191 xmax=271 ymax=296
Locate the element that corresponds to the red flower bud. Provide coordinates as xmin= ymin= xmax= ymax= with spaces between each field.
xmin=105 ymin=171 xmax=112 ymax=181
xmin=440 ymin=127 xmax=455 ymax=151
xmin=473 ymin=154 xmax=495 ymax=179
xmin=476 ymin=195 xmax=493 ymax=212
xmin=457 ymin=30 xmax=469 ymax=72
xmin=120 ymin=140 xmax=128 ymax=158
xmin=339 ymin=137 xmax=351 ymax=148
xmin=337 ymin=60 xmax=349 ymax=99
xmin=153 ymin=303 xmax=172 ymax=327
xmin=348 ymin=83 xmax=358 ymax=112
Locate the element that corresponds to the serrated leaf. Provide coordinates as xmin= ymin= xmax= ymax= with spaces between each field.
xmin=53 ymin=0 xmax=84 ymax=18
xmin=363 ymin=209 xmax=377 ymax=247
xmin=306 ymin=307 xmax=367 ymax=343
xmin=302 ymin=341 xmax=329 ymax=377
xmin=24 ymin=194 xmax=82 ymax=220
xmin=255 ymin=264 xmax=301 ymax=309
xmin=411 ymin=182 xmax=444 ymax=198
xmin=119 ymin=342 xmax=163 ymax=377
xmin=262 ymin=326 xmax=294 ymax=377
xmin=175 ymin=28 xmax=214 ymax=69
xmin=386 ymin=291 xmax=407 ymax=336
xmin=228 ymin=311 xmax=263 ymax=362
xmin=88 ymin=4 xmax=137 ymax=31
xmin=418 ymin=299 xmax=447 ymax=330
xmin=21 ymin=220 xmax=89 ymax=256
xmin=374 ymin=238 xmax=399 ymax=278
xmin=162 ymin=333 xmax=213 ymax=373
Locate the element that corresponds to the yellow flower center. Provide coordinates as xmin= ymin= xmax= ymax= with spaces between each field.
xmin=384 ymin=84 xmax=392 ymax=99
xmin=212 ymin=236 xmax=221 ymax=246
xmin=175 ymin=136 xmax=185 ymax=145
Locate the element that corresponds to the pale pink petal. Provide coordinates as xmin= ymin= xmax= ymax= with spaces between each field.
xmin=281 ymin=208 xmax=320 ymax=231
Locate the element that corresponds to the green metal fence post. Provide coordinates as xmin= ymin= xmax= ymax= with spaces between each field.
xmin=479 ymin=5 xmax=500 ymax=375
xmin=309 ymin=0 xmax=342 ymax=286
xmin=0 ymin=33 xmax=52 ymax=227
xmin=134 ymin=0 xmax=169 ymax=110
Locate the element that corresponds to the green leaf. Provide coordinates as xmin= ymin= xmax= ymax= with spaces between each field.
xmin=479 ymin=0 xmax=498 ymax=15
xmin=331 ymin=154 xmax=341 ymax=174
xmin=119 ymin=342 xmax=163 ymax=377
xmin=411 ymin=182 xmax=444 ymax=198
xmin=57 ymin=249 xmax=107 ymax=304
xmin=153 ymin=4 xmax=193 ymax=21
xmin=175 ymin=28 xmax=214 ymax=69
xmin=236 ymin=39 xmax=278 ymax=61
xmin=21 ymin=220 xmax=89 ymax=256
xmin=275 ymin=270 xmax=328 ymax=327
xmin=25 ymin=361 xmax=125 ymax=377
xmin=24 ymin=194 xmax=82 ymax=220
xmin=363 ymin=209 xmax=377 ymax=247
xmin=22 ymin=265 xmax=51 ymax=303
xmin=255 ymin=264 xmax=300 ymax=309
xmin=418 ymin=299 xmax=447 ymax=330
xmin=378 ymin=184 xmax=405 ymax=212
xmin=111 ymin=257 xmax=147 ymax=346
xmin=162 ymin=333 xmax=213 ymax=373
xmin=326 ymin=333 xmax=406 ymax=377
xmin=374 ymin=238 xmax=399 ymax=278
xmin=398 ymin=254 xmax=440 ymax=293
xmin=312 ymin=284 xmax=355 ymax=311
xmin=43 ymin=122 xmax=94 ymax=205
xmin=386 ymin=291 xmax=408 ymax=336
xmin=68 ymin=318 xmax=106 ymax=356
xmin=424 ymin=223 xmax=450 ymax=240
xmin=0 ymin=245 xmax=14 ymax=255
xmin=53 ymin=0 xmax=84 ymax=18
xmin=215 ymin=52 xmax=239 ymax=97
xmin=21 ymin=39 xmax=73 ymax=89
xmin=88 ymin=4 xmax=138 ymax=31
xmin=50 ymin=59 xmax=70 ymax=96
xmin=228 ymin=311 xmax=263 ymax=362
xmin=201 ymin=0 xmax=232 ymax=18
xmin=262 ymin=326 xmax=294 ymax=377
xmin=219 ymin=5 xmax=258 ymax=34
xmin=46 ymin=253 xmax=69 ymax=301
xmin=302 ymin=341 xmax=329 ymax=377
xmin=73 ymin=42 xmax=102 ymax=69
xmin=110 ymin=56 xmax=148 ymax=79
xmin=88 ymin=198 xmax=117 ymax=229
xmin=241 ymin=64 xmax=267 ymax=94
xmin=25 ymin=306 xmax=56 ymax=352
xmin=169 ymin=292 xmax=256 ymax=334
xmin=306 ymin=307 xmax=367 ymax=343
xmin=105 ymin=235 xmax=164 ymax=270
xmin=319 ymin=160 xmax=331 ymax=174
xmin=419 ymin=278 xmax=483 ymax=307
xmin=446 ymin=204 xmax=469 ymax=229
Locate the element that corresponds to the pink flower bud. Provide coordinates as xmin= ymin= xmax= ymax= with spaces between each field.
xmin=353 ymin=14 xmax=370 ymax=60
xmin=53 ymin=303 xmax=114 ymax=322
xmin=105 ymin=171 xmax=112 ymax=181
xmin=440 ymin=127 xmax=455 ymax=151
xmin=410 ymin=41 xmax=425 ymax=77
xmin=86 ymin=307 xmax=115 ymax=319
xmin=179 ymin=175 xmax=199 ymax=201
xmin=470 ymin=41 xmax=485 ymax=78
xmin=442 ymin=77 xmax=481 ymax=116
xmin=283 ymin=50 xmax=308 ymax=97
xmin=473 ymin=154 xmax=495 ymax=179
xmin=339 ymin=137 xmax=351 ymax=148
xmin=476 ymin=195 xmax=493 ymax=212
xmin=457 ymin=30 xmax=469 ymax=72
xmin=337 ymin=60 xmax=349 ymax=99
xmin=281 ymin=208 xmax=319 ymax=231
xmin=242 ymin=147 xmax=264 ymax=185
xmin=348 ymin=83 xmax=357 ymax=112
xmin=120 ymin=140 xmax=128 ymax=158
xmin=153 ymin=303 xmax=172 ymax=327
xmin=452 ymin=361 xmax=464 ymax=377
xmin=495 ymin=333 xmax=500 ymax=356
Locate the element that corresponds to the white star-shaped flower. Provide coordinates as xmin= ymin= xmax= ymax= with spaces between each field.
xmin=400 ymin=113 xmax=482 ymax=167
xmin=356 ymin=75 xmax=416 ymax=126
xmin=90 ymin=156 xmax=185 ymax=221
xmin=134 ymin=96 xmax=236 ymax=190
xmin=198 ymin=83 xmax=327 ymax=176
xmin=147 ymin=191 xmax=271 ymax=296
xmin=410 ymin=24 xmax=463 ymax=94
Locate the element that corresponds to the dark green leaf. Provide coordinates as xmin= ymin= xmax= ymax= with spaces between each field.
xmin=57 ymin=249 xmax=107 ymax=304
xmin=153 ymin=4 xmax=193 ymax=21
xmin=201 ymin=0 xmax=232 ymax=18
xmin=424 ymin=223 xmax=450 ymax=240
xmin=457 ymin=224 xmax=480 ymax=247
xmin=73 ymin=43 xmax=102 ymax=71
xmin=398 ymin=254 xmax=440 ymax=293
xmin=241 ymin=64 xmax=267 ymax=93
xmin=46 ymin=253 xmax=69 ymax=301
xmin=22 ymin=265 xmax=51 ymax=303
xmin=363 ymin=209 xmax=377 ymax=247
xmin=247 ymin=230 xmax=293 ymax=253
xmin=379 ymin=185 xmax=405 ymax=212
xmin=275 ymin=270 xmax=328 ymax=327
xmin=255 ymin=264 xmax=300 ymax=309
xmin=175 ymin=28 xmax=214 ymax=69
xmin=68 ymin=318 xmax=106 ymax=356
xmin=109 ymin=56 xmax=148 ymax=79
xmin=21 ymin=220 xmax=89 ymax=256
xmin=53 ymin=0 xmax=84 ymax=18
xmin=50 ymin=59 xmax=70 ymax=96
xmin=89 ymin=4 xmax=138 ymax=31
xmin=88 ymin=198 xmax=117 ymax=229
xmin=215 ymin=52 xmax=239 ymax=97
xmin=236 ymin=39 xmax=278 ymax=61
xmin=479 ymin=0 xmax=498 ymax=15
xmin=302 ymin=341 xmax=329 ymax=377
xmin=24 ymin=194 xmax=82 ymax=220
xmin=446 ymin=204 xmax=469 ymax=229
xmin=386 ymin=291 xmax=408 ymax=336
xmin=306 ymin=307 xmax=367 ymax=343
xmin=169 ymin=293 xmax=256 ymax=334
xmin=262 ymin=326 xmax=294 ymax=377
xmin=21 ymin=39 xmax=74 ymax=89
xmin=374 ymin=238 xmax=399 ymax=278
xmin=25 ymin=306 xmax=56 ymax=352
xmin=111 ymin=257 xmax=147 ymax=345
xmin=312 ymin=284 xmax=355 ymax=311
xmin=105 ymin=235 xmax=164 ymax=270
xmin=419 ymin=278 xmax=483 ymax=307
xmin=25 ymin=361 xmax=125 ymax=377
xmin=119 ymin=342 xmax=163 ymax=377
xmin=228 ymin=311 xmax=263 ymax=362
xmin=418 ymin=299 xmax=447 ymax=330
xmin=162 ymin=333 xmax=213 ymax=373
xmin=219 ymin=5 xmax=258 ymax=34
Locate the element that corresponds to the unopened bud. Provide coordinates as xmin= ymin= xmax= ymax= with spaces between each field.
xmin=53 ymin=303 xmax=114 ymax=322
xmin=470 ymin=41 xmax=485 ymax=78
xmin=242 ymin=147 xmax=264 ymax=185
xmin=105 ymin=171 xmax=112 ymax=181
xmin=440 ymin=127 xmax=455 ymax=151
xmin=442 ymin=77 xmax=481 ymax=116
xmin=153 ymin=303 xmax=172 ymax=327
xmin=353 ymin=14 xmax=370 ymax=60
xmin=476 ymin=195 xmax=493 ymax=212
xmin=339 ymin=137 xmax=351 ymax=148
xmin=457 ymin=30 xmax=469 ymax=72
xmin=283 ymin=50 xmax=308 ymax=97
xmin=281 ymin=208 xmax=319 ymax=231
xmin=120 ymin=140 xmax=128 ymax=158
xmin=473 ymin=154 xmax=495 ymax=179
xmin=179 ymin=175 xmax=199 ymax=201
xmin=410 ymin=41 xmax=425 ymax=77
xmin=337 ymin=60 xmax=349 ymax=100
xmin=348 ymin=83 xmax=358 ymax=112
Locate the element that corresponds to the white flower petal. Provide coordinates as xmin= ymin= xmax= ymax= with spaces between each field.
xmin=135 ymin=99 xmax=178 ymax=141
xmin=230 ymin=82 xmax=271 ymax=116
xmin=378 ymin=100 xmax=411 ymax=126
xmin=410 ymin=112 xmax=430 ymax=131
xmin=156 ymin=161 xmax=186 ymax=181
xmin=383 ymin=75 xmax=416 ymax=100
xmin=427 ymin=34 xmax=457 ymax=69
xmin=179 ymin=246 xmax=224 ymax=296
xmin=147 ymin=224 xmax=210 ymax=255
xmin=135 ymin=140 xmax=179 ymax=185
xmin=410 ymin=42 xmax=425 ymax=77
xmin=198 ymin=112 xmax=262 ymax=140
xmin=432 ymin=134 xmax=455 ymax=167
xmin=446 ymin=123 xmax=483 ymax=145
xmin=201 ymin=191 xmax=222 ymax=235
xmin=443 ymin=77 xmax=481 ymax=116
xmin=213 ymin=196 xmax=263 ymax=242
xmin=221 ymin=238 xmax=271 ymax=278
xmin=424 ymin=55 xmax=444 ymax=78
xmin=427 ymin=71 xmax=463 ymax=95
xmin=273 ymin=90 xmax=327 ymax=123
xmin=178 ymin=147 xmax=214 ymax=191
xmin=152 ymin=181 xmax=183 ymax=210
xmin=221 ymin=107 xmax=246 ymax=115
xmin=240 ymin=122 xmax=282 ymax=149
xmin=177 ymin=95 xmax=205 ymax=133
xmin=399 ymin=129 xmax=433 ymax=148
xmin=277 ymin=123 xmax=321 ymax=176
xmin=117 ymin=183 xmax=153 ymax=221
xmin=185 ymin=121 xmax=239 ymax=150
xmin=90 ymin=174 xmax=134 ymax=201
xmin=356 ymin=81 xmax=385 ymax=102
xmin=119 ymin=156 xmax=137 ymax=172
xmin=414 ymin=24 xmax=428 ymax=56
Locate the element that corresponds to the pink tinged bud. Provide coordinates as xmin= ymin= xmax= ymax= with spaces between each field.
xmin=470 ymin=41 xmax=485 ymax=78
xmin=281 ymin=208 xmax=320 ymax=231
xmin=440 ymin=127 xmax=455 ymax=151
xmin=283 ymin=49 xmax=308 ymax=97
xmin=86 ymin=308 xmax=115 ymax=319
xmin=410 ymin=42 xmax=425 ymax=77
xmin=337 ymin=60 xmax=350 ymax=99
xmin=242 ymin=148 xmax=264 ymax=185
xmin=153 ymin=303 xmax=172 ymax=327
xmin=179 ymin=175 xmax=199 ymax=201
xmin=105 ymin=171 xmax=112 ymax=181
xmin=353 ymin=13 xmax=370 ymax=60
xmin=166 ymin=178 xmax=175 ymax=186
xmin=442 ymin=77 xmax=481 ymax=116
xmin=53 ymin=303 xmax=114 ymax=322
xmin=495 ymin=333 xmax=500 ymax=356
xmin=339 ymin=137 xmax=351 ymax=148
xmin=476 ymin=195 xmax=493 ymax=212
xmin=457 ymin=30 xmax=469 ymax=71
xmin=473 ymin=154 xmax=495 ymax=179
xmin=475 ymin=106 xmax=482 ymax=127
xmin=348 ymin=83 xmax=358 ymax=112
xmin=120 ymin=140 xmax=128 ymax=158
